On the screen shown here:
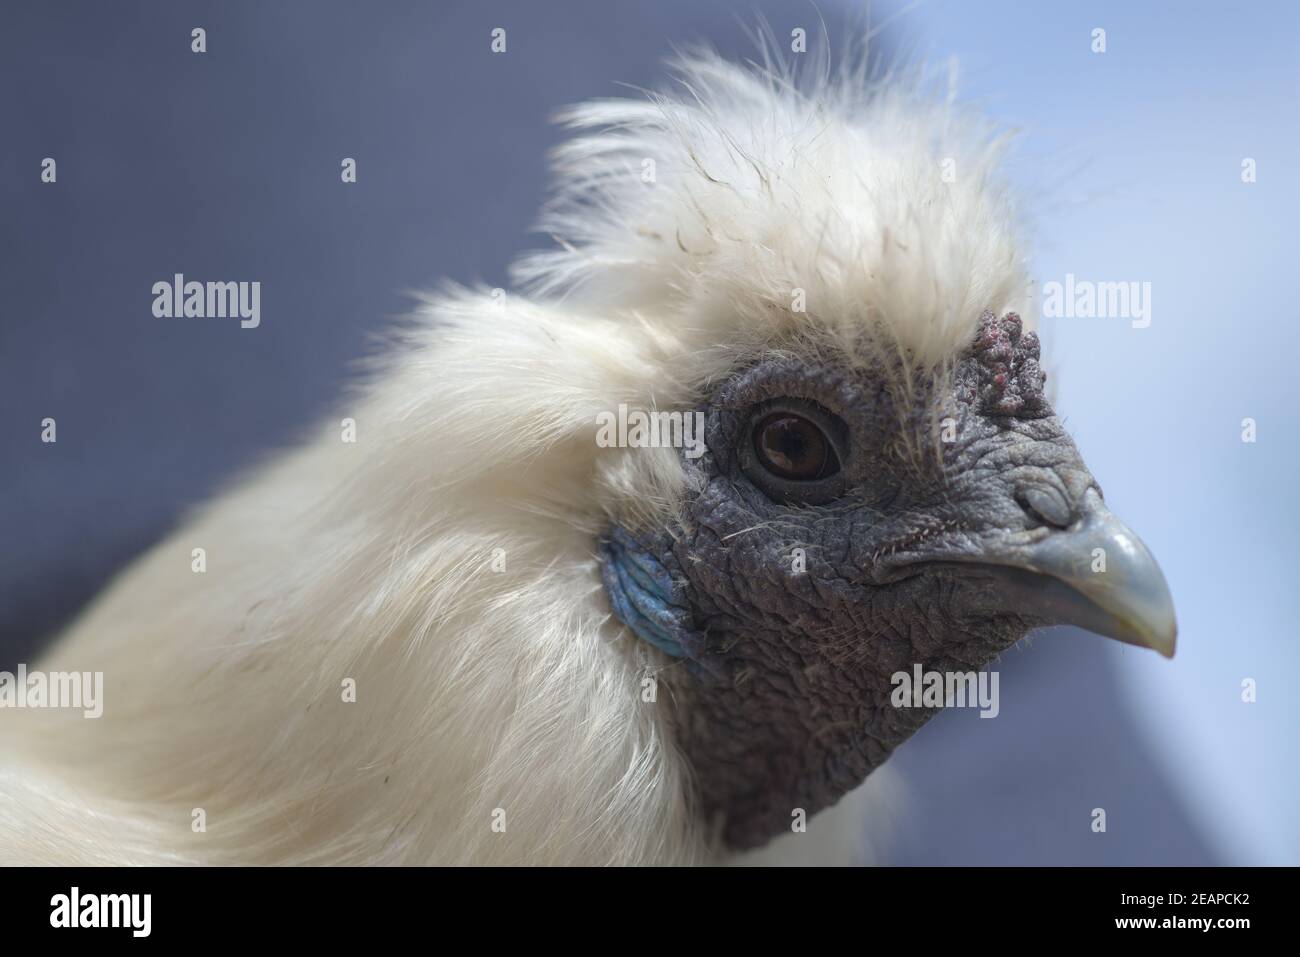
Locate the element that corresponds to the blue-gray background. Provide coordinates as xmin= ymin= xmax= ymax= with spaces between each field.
xmin=2 ymin=0 xmax=1295 ymax=865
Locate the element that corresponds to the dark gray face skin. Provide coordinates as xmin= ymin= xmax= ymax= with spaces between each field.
xmin=603 ymin=313 xmax=1176 ymax=850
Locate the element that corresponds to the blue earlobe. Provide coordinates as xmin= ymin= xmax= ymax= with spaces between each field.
xmin=600 ymin=526 xmax=695 ymax=659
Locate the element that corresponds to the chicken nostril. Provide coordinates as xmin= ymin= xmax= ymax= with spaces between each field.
xmin=1018 ymin=485 xmax=1073 ymax=528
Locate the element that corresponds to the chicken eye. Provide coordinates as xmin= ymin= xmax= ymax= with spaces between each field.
xmin=736 ymin=398 xmax=848 ymax=505
xmin=753 ymin=413 xmax=839 ymax=480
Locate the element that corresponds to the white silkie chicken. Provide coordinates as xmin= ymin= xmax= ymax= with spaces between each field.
xmin=0 ymin=42 xmax=1175 ymax=866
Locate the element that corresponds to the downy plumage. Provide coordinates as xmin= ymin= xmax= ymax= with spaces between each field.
xmin=1 ymin=36 xmax=1173 ymax=866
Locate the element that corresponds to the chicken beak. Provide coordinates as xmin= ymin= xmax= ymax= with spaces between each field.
xmin=988 ymin=488 xmax=1178 ymax=657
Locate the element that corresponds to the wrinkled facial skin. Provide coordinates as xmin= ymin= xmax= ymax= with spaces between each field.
xmin=619 ymin=317 xmax=1110 ymax=849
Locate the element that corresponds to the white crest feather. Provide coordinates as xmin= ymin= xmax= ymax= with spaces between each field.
xmin=514 ymin=42 xmax=1032 ymax=376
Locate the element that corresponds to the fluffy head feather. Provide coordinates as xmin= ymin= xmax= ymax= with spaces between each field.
xmin=514 ymin=45 xmax=1031 ymax=382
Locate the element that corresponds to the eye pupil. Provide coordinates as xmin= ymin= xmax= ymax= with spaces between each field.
xmin=754 ymin=413 xmax=834 ymax=480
